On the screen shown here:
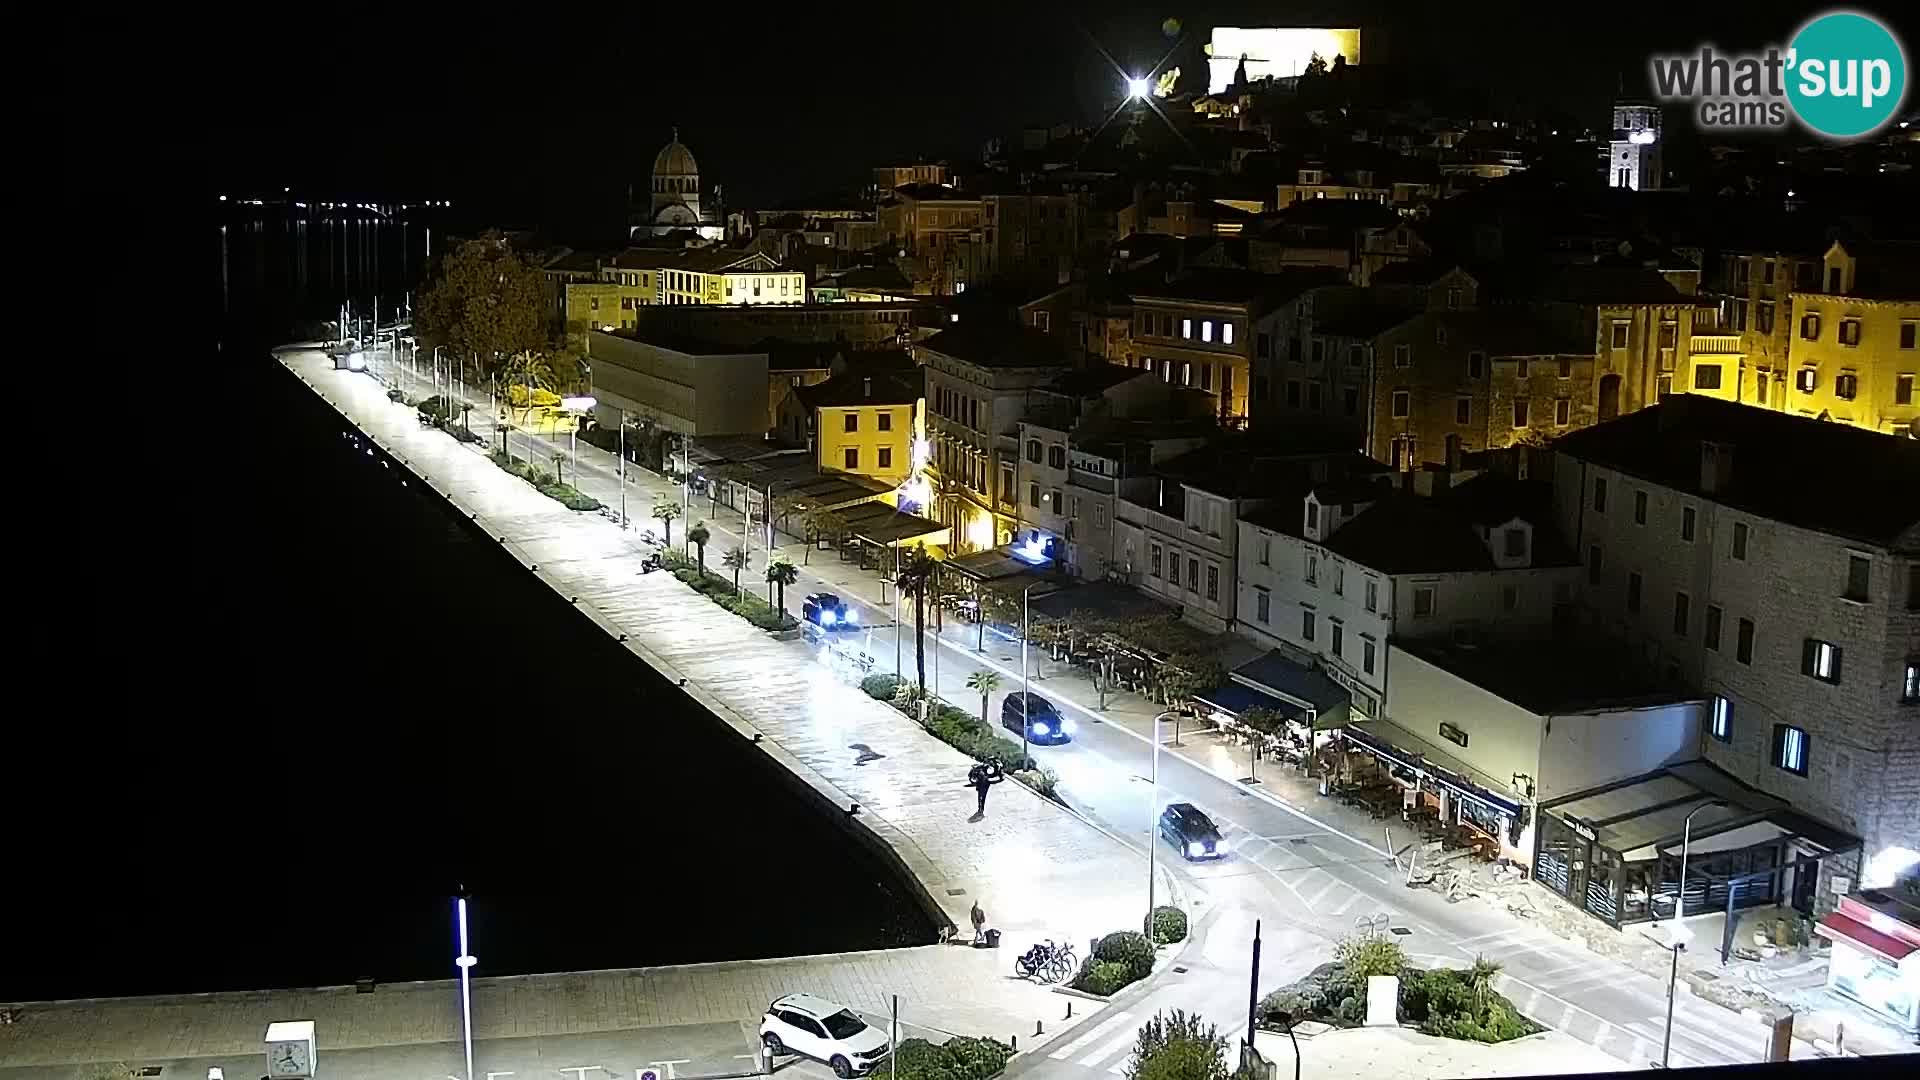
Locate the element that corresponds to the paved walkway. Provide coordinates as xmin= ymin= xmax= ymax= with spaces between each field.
xmin=1248 ymin=1026 xmax=1623 ymax=1080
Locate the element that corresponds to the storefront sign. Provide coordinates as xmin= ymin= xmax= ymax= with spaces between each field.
xmin=1568 ymin=818 xmax=1597 ymax=842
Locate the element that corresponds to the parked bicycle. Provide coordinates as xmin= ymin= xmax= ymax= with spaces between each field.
xmin=1014 ymin=939 xmax=1077 ymax=983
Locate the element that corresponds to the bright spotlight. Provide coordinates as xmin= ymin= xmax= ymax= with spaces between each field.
xmin=1126 ymin=77 xmax=1150 ymax=99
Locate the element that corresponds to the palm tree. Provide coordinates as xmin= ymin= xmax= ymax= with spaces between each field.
xmin=896 ymin=547 xmax=937 ymax=695
xmin=687 ymin=521 xmax=712 ymax=573
xmin=766 ymin=558 xmax=799 ymax=611
xmin=651 ymin=496 xmax=681 ymax=546
xmin=1468 ymin=954 xmax=1503 ymax=1015
xmin=966 ymin=669 xmax=1001 ymax=727
xmin=721 ymin=545 xmax=752 ymax=594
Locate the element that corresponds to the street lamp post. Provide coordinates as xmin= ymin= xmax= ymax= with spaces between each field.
xmin=561 ymin=396 xmax=597 ymax=488
xmin=1658 ymin=924 xmax=1690 ymax=1069
xmin=433 ymin=346 xmax=449 ymax=414
xmin=454 ymin=893 xmax=478 ymax=1080
xmin=1670 ymin=799 xmax=1729 ymax=923
xmin=1019 ymin=582 xmax=1043 ymax=771
xmin=1145 ymin=709 xmax=1179 ymax=923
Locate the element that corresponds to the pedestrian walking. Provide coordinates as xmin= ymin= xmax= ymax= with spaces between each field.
xmin=966 ymin=761 xmax=1005 ymax=821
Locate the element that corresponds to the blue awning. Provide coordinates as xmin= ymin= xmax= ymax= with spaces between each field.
xmin=1193 ymin=683 xmax=1303 ymax=721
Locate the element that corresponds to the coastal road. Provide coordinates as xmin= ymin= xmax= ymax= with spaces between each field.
xmin=383 ymin=358 xmax=1779 ymax=1074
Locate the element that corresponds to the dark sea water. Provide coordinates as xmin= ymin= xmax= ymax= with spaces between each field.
xmin=2 ymin=210 xmax=932 ymax=1002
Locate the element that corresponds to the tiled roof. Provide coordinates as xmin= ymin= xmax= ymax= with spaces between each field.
xmin=795 ymin=369 xmax=922 ymax=409
xmin=918 ymin=322 xmax=1070 ymax=370
xmin=1129 ymin=267 xmax=1344 ymax=309
xmin=608 ymin=247 xmax=785 ymax=274
xmin=1552 ymin=395 xmax=1920 ymax=547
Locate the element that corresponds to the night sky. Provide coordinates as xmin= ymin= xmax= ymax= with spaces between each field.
xmin=116 ymin=1 xmax=1886 ymax=242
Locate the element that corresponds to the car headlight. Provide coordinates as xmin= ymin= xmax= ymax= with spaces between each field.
xmin=844 ymin=608 xmax=859 ymax=624
xmin=1187 ymin=840 xmax=1206 ymax=857
xmin=820 ymin=610 xmax=837 ymax=626
xmin=1061 ymin=718 xmax=1077 ymax=733
xmin=1215 ymin=839 xmax=1230 ymax=854
xmin=1032 ymin=722 xmax=1050 ymax=735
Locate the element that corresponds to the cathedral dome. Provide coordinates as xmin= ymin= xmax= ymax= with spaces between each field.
xmin=654 ymin=131 xmax=699 ymax=178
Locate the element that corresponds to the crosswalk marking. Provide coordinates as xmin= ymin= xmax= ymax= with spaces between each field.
xmin=1080 ymin=1029 xmax=1141 ymax=1068
xmin=1050 ymin=1011 xmax=1134 ymax=1060
xmin=1329 ymin=890 xmax=1364 ymax=916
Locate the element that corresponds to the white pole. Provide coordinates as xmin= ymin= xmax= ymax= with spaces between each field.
xmin=455 ymin=896 xmax=477 ymax=1080
xmin=1021 ymin=585 xmax=1031 ymax=770
xmin=1148 ymin=712 xmax=1160 ymax=921
xmin=618 ymin=409 xmax=627 ymax=527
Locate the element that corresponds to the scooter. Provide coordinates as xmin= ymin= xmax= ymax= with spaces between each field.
xmin=640 ymin=553 xmax=664 ymax=574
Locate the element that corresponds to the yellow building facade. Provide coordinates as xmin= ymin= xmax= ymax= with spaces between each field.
xmin=803 ymin=370 xmax=925 ymax=490
xmin=1784 ymin=243 xmax=1920 ymax=436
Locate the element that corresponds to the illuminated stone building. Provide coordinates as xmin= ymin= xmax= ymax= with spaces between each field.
xmin=1782 ymin=241 xmax=1920 ymax=437
xmin=632 ymin=130 xmax=724 ymax=241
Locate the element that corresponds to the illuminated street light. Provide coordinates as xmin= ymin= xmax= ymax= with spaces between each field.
xmin=562 ymin=395 xmax=597 ymax=486
xmin=1145 ymin=710 xmax=1180 ymax=927
xmin=1126 ymin=76 xmax=1150 ymax=99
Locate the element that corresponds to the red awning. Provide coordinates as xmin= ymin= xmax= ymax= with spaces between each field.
xmin=1815 ymin=912 xmax=1920 ymax=964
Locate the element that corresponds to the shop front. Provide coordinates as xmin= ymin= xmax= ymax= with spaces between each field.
xmin=1534 ymin=761 xmax=1859 ymax=943
xmin=1337 ymin=722 xmax=1529 ymax=864
xmin=1816 ymin=890 xmax=1920 ymax=1035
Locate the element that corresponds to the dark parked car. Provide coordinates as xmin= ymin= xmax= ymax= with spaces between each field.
xmin=802 ymin=592 xmax=860 ymax=630
xmin=1000 ymin=691 xmax=1073 ymax=745
xmin=1160 ymin=802 xmax=1229 ymax=860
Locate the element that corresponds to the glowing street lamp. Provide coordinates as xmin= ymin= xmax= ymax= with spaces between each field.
xmin=454 ymin=894 xmax=478 ymax=1080
xmin=562 ymin=396 xmax=597 ymax=486
xmin=1145 ymin=709 xmax=1180 ymax=925
xmin=1126 ymin=76 xmax=1151 ymax=99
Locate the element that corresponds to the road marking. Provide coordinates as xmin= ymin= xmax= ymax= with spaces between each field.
xmin=1328 ymin=890 xmax=1364 ymax=916
xmin=1050 ymin=1012 xmax=1134 ymax=1060
xmin=1303 ymin=877 xmax=1343 ymax=909
xmin=1080 ymin=1028 xmax=1142 ymax=1068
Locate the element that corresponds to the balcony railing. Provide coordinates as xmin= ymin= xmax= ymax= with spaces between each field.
xmin=1690 ymin=334 xmax=1743 ymax=355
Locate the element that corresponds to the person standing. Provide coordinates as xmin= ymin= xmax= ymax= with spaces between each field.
xmin=966 ymin=761 xmax=1005 ymax=821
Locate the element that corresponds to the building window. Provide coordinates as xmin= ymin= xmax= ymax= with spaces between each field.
xmin=1363 ymin=639 xmax=1376 ymax=675
xmin=1305 ymin=552 xmax=1318 ymax=585
xmin=999 ymin=463 xmax=1014 ymax=501
xmin=1796 ymin=367 xmax=1818 ymax=393
xmin=1182 ymin=318 xmax=1192 ymax=339
xmin=1844 ymin=553 xmax=1871 ymax=602
xmin=1903 ymin=659 xmax=1919 ymax=703
xmin=1151 ymin=543 xmax=1163 ymax=578
xmin=1258 ymin=332 xmax=1272 ymax=358
xmin=1838 ymin=319 xmax=1861 ymax=346
xmin=1467 ymin=352 xmax=1485 ymax=379
xmin=1331 ymin=622 xmax=1345 ymax=657
xmin=1588 ymin=544 xmax=1603 ymax=584
xmin=1333 ymin=564 xmax=1345 ymax=596
xmin=1348 ymin=345 xmax=1364 ymax=367
xmin=1593 ymin=477 xmax=1608 ymax=513
xmin=1164 ymin=548 xmax=1179 ymax=583
xmin=1512 ymin=398 xmax=1530 ymax=428
xmin=844 ymin=413 xmax=859 ymax=433
xmin=1257 ymin=536 xmax=1271 ymax=566
xmin=844 ymin=447 xmax=859 ymax=469
xmin=877 ymin=412 xmax=892 ymax=432
xmin=1391 ymin=390 xmax=1410 ymax=418
xmin=1633 ymin=490 xmax=1648 ymax=525
xmin=1048 ymin=445 xmax=1066 ymax=469
xmin=1554 ymin=398 xmax=1571 ymax=426
xmin=1394 ymin=344 xmax=1411 ymax=368
xmin=1456 ymin=397 xmax=1471 ymax=424
xmin=1901 ymin=322 xmax=1917 ymax=350
xmin=1558 ymin=358 xmax=1573 ymax=379
xmin=1835 ymin=373 xmax=1859 ymax=400
xmin=1028 ymin=482 xmax=1040 ymax=508
xmin=1202 ymin=320 xmax=1214 ymax=343
xmin=1025 ymin=438 xmax=1042 ymax=463
xmin=1205 ymin=564 xmax=1219 ymax=601
xmin=1705 ymin=604 xmax=1723 ymax=650
xmin=1287 ymin=380 xmax=1302 ymax=406
xmin=1737 ymin=618 xmax=1756 ymax=665
xmin=1301 ymin=608 xmax=1316 ymax=642
xmin=1897 ymin=373 xmax=1915 ymax=405
xmin=1413 ymin=586 xmax=1436 ymax=617
xmin=1188 ymin=558 xmax=1199 ymax=592
xmin=1681 ymin=506 xmax=1696 ymax=542
xmin=1694 ymin=364 xmax=1723 ymax=390
xmin=1732 ymin=522 xmax=1749 ymax=560
xmin=1503 ymin=528 xmax=1526 ymax=558
xmin=1772 ymin=724 xmax=1809 ymax=777
xmin=1610 ymin=322 xmax=1629 ymax=349
xmin=1255 ymin=588 xmax=1270 ymax=623
xmin=1803 ymin=639 xmax=1842 ymax=684
xmin=1672 ymin=592 xmax=1690 ymax=636
xmin=1501 ymin=584 xmax=1519 ymax=611
xmin=1517 ymin=358 xmax=1531 ymax=379
xmin=1223 ymin=322 xmax=1235 ymax=345
xmin=1627 ymin=571 xmax=1642 ymax=613
xmin=877 ymin=447 xmax=893 ymax=470
xmin=1344 ymin=387 xmax=1359 ymax=415
xmin=1710 ymin=695 xmax=1732 ymax=742
xmin=1801 ymin=313 xmax=1821 ymax=340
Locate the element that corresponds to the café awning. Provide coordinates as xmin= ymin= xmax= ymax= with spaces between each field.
xmin=1194 ymin=683 xmax=1301 ymax=722
xmin=1816 ymin=913 xmax=1920 ymax=965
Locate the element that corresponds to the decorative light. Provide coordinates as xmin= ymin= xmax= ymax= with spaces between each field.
xmin=1126 ymin=77 xmax=1151 ymax=99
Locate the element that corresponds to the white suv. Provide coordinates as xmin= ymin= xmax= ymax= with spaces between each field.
xmin=759 ymin=993 xmax=891 ymax=1077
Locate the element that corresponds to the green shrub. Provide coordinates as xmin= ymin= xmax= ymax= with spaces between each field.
xmin=862 ymin=674 xmax=904 ymax=699
xmin=1095 ymin=930 xmax=1156 ymax=982
xmin=1334 ymin=934 xmax=1406 ymax=979
xmin=1149 ymin=905 xmax=1188 ymax=944
xmin=1334 ymin=995 xmax=1364 ymax=1024
xmin=1071 ymin=959 xmax=1135 ymax=996
xmin=1012 ymin=766 xmax=1058 ymax=799
xmin=886 ymin=1036 xmax=1011 ymax=1080
xmin=538 ymin=483 xmax=602 ymax=511
xmin=1129 ymin=1009 xmax=1227 ymax=1080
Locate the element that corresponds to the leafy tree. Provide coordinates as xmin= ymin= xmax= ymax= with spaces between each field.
xmin=415 ymin=232 xmax=549 ymax=383
xmin=1158 ymin=656 xmax=1224 ymax=711
xmin=766 ymin=558 xmax=799 ymax=611
xmin=687 ymin=521 xmax=712 ymax=573
xmin=896 ymin=547 xmax=937 ymax=695
xmin=1127 ymin=1009 xmax=1227 ymax=1080
xmin=500 ymin=349 xmax=561 ymax=439
xmin=721 ymin=545 xmax=752 ymax=594
xmin=800 ymin=505 xmax=848 ymax=565
xmin=966 ymin=669 xmax=1001 ymax=726
xmin=1468 ymin=954 xmax=1503 ymax=1014
xmin=651 ymin=496 xmax=682 ymax=546
xmin=1335 ymin=932 xmax=1406 ymax=979
xmin=1238 ymin=706 xmax=1287 ymax=738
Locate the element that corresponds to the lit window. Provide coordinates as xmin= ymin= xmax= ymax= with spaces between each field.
xmin=1904 ymin=660 xmax=1919 ymax=704
xmin=1182 ymin=318 xmax=1192 ymax=339
xmin=1710 ymin=695 xmax=1732 ymax=742
xmin=1803 ymin=639 xmax=1842 ymax=684
xmin=1201 ymin=320 xmax=1213 ymax=343
xmin=1222 ymin=322 xmax=1235 ymax=345
xmin=1772 ymin=724 xmax=1808 ymax=777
